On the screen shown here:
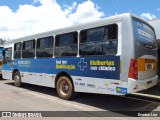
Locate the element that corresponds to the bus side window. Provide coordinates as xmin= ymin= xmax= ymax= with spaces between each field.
xmin=55 ymin=32 xmax=78 ymax=57
xmin=3 ymin=48 xmax=12 ymax=64
xmin=14 ymin=42 xmax=22 ymax=59
xmin=80 ymin=24 xmax=118 ymax=56
xmin=22 ymin=40 xmax=35 ymax=58
xmin=36 ymin=36 xmax=54 ymax=58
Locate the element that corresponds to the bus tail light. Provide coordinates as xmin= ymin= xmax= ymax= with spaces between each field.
xmin=128 ymin=59 xmax=138 ymax=80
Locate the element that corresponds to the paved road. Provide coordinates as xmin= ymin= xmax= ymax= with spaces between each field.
xmin=0 ymin=79 xmax=160 ymax=119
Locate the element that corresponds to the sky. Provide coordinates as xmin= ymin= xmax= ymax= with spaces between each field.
xmin=0 ymin=0 xmax=160 ymax=40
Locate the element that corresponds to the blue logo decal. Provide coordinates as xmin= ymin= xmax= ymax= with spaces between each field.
xmin=116 ymin=87 xmax=127 ymax=94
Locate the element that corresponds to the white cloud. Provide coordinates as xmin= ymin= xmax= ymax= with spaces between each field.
xmin=68 ymin=0 xmax=104 ymax=24
xmin=140 ymin=13 xmax=157 ymax=20
xmin=0 ymin=0 xmax=104 ymax=40
xmin=157 ymin=8 xmax=160 ymax=11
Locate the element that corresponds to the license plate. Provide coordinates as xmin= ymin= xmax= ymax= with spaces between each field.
xmin=145 ymin=63 xmax=153 ymax=70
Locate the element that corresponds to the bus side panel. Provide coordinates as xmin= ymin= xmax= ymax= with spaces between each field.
xmin=11 ymin=56 xmax=122 ymax=95
xmin=0 ymin=47 xmax=3 ymax=75
xmin=2 ymin=45 xmax=13 ymax=80
xmin=11 ymin=58 xmax=56 ymax=88
xmin=11 ymin=56 xmax=121 ymax=80
xmin=72 ymin=76 xmax=127 ymax=95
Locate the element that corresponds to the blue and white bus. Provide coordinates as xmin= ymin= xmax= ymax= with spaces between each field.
xmin=2 ymin=13 xmax=158 ymax=100
xmin=0 ymin=46 xmax=3 ymax=75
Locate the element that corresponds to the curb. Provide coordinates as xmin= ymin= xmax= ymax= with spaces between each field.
xmin=131 ymin=92 xmax=160 ymax=99
xmin=128 ymin=93 xmax=160 ymax=103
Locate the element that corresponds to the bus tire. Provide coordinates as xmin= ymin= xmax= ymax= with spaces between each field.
xmin=13 ymin=71 xmax=22 ymax=87
xmin=56 ymin=76 xmax=75 ymax=100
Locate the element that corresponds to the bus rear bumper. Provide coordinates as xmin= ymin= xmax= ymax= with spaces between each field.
xmin=127 ymin=75 xmax=158 ymax=93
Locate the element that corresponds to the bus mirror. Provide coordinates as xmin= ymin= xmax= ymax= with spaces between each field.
xmin=2 ymin=50 xmax=5 ymax=56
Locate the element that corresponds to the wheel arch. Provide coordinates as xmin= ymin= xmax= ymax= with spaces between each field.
xmin=12 ymin=69 xmax=20 ymax=80
xmin=55 ymin=71 xmax=74 ymax=90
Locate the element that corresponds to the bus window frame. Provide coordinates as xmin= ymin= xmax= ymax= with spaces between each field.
xmin=3 ymin=47 xmax=12 ymax=64
xmin=22 ymin=39 xmax=36 ymax=59
xmin=54 ymin=31 xmax=78 ymax=58
xmin=14 ymin=42 xmax=22 ymax=59
xmin=36 ymin=36 xmax=54 ymax=58
xmin=79 ymin=24 xmax=118 ymax=57
xmin=132 ymin=17 xmax=157 ymax=50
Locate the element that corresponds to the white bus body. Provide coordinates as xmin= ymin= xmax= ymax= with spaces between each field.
xmin=2 ymin=13 xmax=158 ymax=100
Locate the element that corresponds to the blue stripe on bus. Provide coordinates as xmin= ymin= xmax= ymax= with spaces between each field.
xmin=3 ymin=56 xmax=120 ymax=80
xmin=0 ymin=48 xmax=3 ymax=59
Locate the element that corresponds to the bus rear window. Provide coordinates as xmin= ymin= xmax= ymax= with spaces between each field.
xmin=132 ymin=17 xmax=157 ymax=49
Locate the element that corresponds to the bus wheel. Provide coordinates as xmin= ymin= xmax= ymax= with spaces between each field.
xmin=13 ymin=71 xmax=22 ymax=87
xmin=56 ymin=76 xmax=75 ymax=100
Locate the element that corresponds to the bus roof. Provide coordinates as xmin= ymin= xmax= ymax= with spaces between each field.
xmin=4 ymin=13 xmax=143 ymax=45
